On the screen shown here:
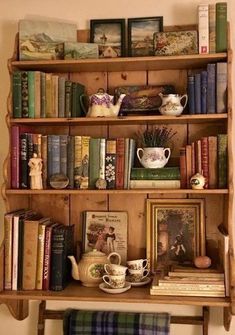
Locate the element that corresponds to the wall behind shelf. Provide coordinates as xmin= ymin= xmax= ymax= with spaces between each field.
xmin=0 ymin=0 xmax=235 ymax=334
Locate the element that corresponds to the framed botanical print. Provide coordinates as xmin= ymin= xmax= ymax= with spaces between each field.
xmin=90 ymin=19 xmax=126 ymax=58
xmin=146 ymin=199 xmax=205 ymax=273
xmin=128 ymin=16 xmax=163 ymax=57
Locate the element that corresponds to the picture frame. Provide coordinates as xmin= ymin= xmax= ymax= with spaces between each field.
xmin=90 ymin=19 xmax=126 ymax=58
xmin=128 ymin=16 xmax=163 ymax=57
xmin=146 ymin=199 xmax=205 ymax=273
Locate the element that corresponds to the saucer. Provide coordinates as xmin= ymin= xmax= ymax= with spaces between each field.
xmin=99 ymin=282 xmax=131 ymax=294
xmin=125 ymin=276 xmax=152 ymax=287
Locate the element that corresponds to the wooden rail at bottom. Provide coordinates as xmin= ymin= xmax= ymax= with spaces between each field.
xmin=37 ymin=301 xmax=209 ymax=335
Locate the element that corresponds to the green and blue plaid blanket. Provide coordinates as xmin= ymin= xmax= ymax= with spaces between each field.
xmin=63 ymin=309 xmax=170 ymax=335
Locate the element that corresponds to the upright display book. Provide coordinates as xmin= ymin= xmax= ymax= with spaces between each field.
xmin=83 ymin=211 xmax=128 ymax=264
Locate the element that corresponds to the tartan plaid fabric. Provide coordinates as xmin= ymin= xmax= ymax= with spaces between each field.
xmin=63 ymin=309 xmax=171 ymax=335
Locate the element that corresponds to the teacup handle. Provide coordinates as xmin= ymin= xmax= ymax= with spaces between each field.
xmin=142 ymin=259 xmax=148 ymax=269
xmin=104 ymin=264 xmax=111 ymax=274
xmin=163 ymin=148 xmax=171 ymax=164
xmin=108 ymin=252 xmax=121 ymax=265
xmin=180 ymin=94 xmax=188 ymax=109
xmin=142 ymin=269 xmax=150 ymax=279
xmin=137 ymin=148 xmax=144 ymax=163
xmin=103 ymin=275 xmax=112 ymax=287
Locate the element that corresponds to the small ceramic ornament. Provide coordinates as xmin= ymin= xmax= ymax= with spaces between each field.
xmin=190 ymin=172 xmax=206 ymax=190
xmin=194 ymin=256 xmax=212 ymax=269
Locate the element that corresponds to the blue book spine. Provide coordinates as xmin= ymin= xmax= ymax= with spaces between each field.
xmin=201 ymin=71 xmax=207 ymax=114
xmin=194 ymin=73 xmax=201 ymax=114
xmin=207 ymin=63 xmax=216 ymax=114
xmin=187 ymin=75 xmax=195 ymax=114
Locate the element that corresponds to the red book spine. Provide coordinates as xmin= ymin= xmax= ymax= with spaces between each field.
xmin=195 ymin=139 xmax=202 ymax=174
xmin=11 ymin=126 xmax=20 ymax=188
xmin=115 ymin=138 xmax=125 ymax=189
xmin=201 ymin=137 xmax=209 ymax=188
xmin=186 ymin=145 xmax=192 ymax=188
xmin=180 ymin=147 xmax=187 ymax=188
xmin=42 ymin=225 xmax=53 ymax=290
xmin=191 ymin=142 xmax=196 ymax=176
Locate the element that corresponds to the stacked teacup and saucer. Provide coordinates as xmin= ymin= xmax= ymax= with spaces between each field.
xmin=99 ymin=263 xmax=131 ymax=294
xmin=126 ymin=258 xmax=151 ymax=286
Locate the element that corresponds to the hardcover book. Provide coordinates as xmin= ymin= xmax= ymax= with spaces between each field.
xmin=198 ymin=4 xmax=209 ymax=54
xmin=216 ymin=2 xmax=227 ymax=53
xmin=207 ymin=63 xmax=216 ymax=114
xmin=217 ymin=134 xmax=228 ymax=188
xmin=216 ymin=62 xmax=227 ymax=114
xmin=105 ymin=139 xmax=116 ymax=189
xmin=129 ymin=179 xmax=180 ymax=189
xmin=12 ymin=71 xmax=22 ymax=118
xmin=130 ymin=167 xmax=180 ymax=180
xmin=201 ymin=70 xmax=207 ymax=114
xmin=187 ymin=75 xmax=195 ymax=114
xmin=194 ymin=73 xmax=201 ymax=114
xmin=83 ymin=211 xmax=128 ymax=264
xmin=89 ymin=138 xmax=101 ymax=189
xmin=209 ymin=4 xmax=216 ymax=53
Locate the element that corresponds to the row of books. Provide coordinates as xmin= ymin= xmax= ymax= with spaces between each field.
xmin=129 ymin=167 xmax=181 ymax=189
xmin=187 ymin=62 xmax=227 ymax=114
xmin=12 ymin=71 xmax=85 ymax=119
xmin=180 ymin=134 xmax=227 ymax=189
xmin=198 ymin=3 xmax=227 ymax=54
xmin=4 ymin=209 xmax=74 ymax=291
xmin=11 ymin=126 xmax=136 ymax=190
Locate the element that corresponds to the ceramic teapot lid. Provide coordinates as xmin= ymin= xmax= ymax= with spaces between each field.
xmin=82 ymin=249 xmax=106 ymax=258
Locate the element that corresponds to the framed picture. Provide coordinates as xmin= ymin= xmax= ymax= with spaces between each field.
xmin=90 ymin=19 xmax=126 ymax=58
xmin=128 ymin=16 xmax=163 ymax=57
xmin=146 ymin=199 xmax=205 ymax=273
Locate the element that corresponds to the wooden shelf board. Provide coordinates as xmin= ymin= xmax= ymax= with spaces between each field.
xmin=0 ymin=283 xmax=230 ymax=307
xmin=10 ymin=114 xmax=228 ymax=125
xmin=6 ymin=189 xmax=229 ymax=195
xmin=11 ymin=53 xmax=227 ymax=72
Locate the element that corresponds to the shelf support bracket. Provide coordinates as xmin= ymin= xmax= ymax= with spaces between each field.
xmin=224 ymin=307 xmax=232 ymax=331
xmin=0 ymin=299 xmax=29 ymax=320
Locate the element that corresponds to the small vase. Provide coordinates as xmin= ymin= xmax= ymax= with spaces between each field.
xmin=137 ymin=147 xmax=171 ymax=169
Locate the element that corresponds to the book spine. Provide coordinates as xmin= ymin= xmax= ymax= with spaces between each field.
xmin=216 ymin=2 xmax=227 ymax=53
xmin=99 ymin=138 xmax=106 ymax=180
xmin=36 ymin=223 xmax=46 ymax=290
xmin=41 ymin=135 xmax=48 ymax=189
xmin=198 ymin=4 xmax=209 ymax=54
xmin=43 ymin=225 xmax=53 ymax=290
xmin=58 ymin=76 xmax=66 ymax=118
xmin=124 ymin=138 xmax=129 ymax=189
xmin=63 ymin=225 xmax=74 ymax=286
xmin=194 ymin=73 xmax=201 ymax=114
xmin=67 ymin=135 xmax=75 ymax=189
xmin=71 ymin=82 xmax=78 ymax=117
xmin=45 ymin=73 xmax=53 ymax=117
xmin=51 ymin=135 xmax=60 ymax=175
xmin=60 ymin=135 xmax=68 ymax=177
xmin=127 ymin=139 xmax=136 ymax=189
xmin=52 ymin=75 xmax=59 ymax=118
xmin=195 ymin=139 xmax=202 ymax=174
xmin=150 ymin=288 xmax=225 ymax=297
xmin=12 ymin=72 xmax=22 ymax=118
xmin=116 ymin=138 xmax=125 ymax=189
xmin=157 ymin=282 xmax=225 ymax=290
xmin=65 ymin=80 xmax=72 ymax=117
xmin=191 ymin=142 xmax=196 ymax=176
xmin=129 ymin=179 xmax=181 ymax=189
xmin=207 ymin=63 xmax=216 ymax=114
xmin=47 ymin=135 xmax=53 ymax=183
xmin=74 ymin=135 xmax=82 ymax=189
xmin=40 ymin=72 xmax=46 ymax=118
xmin=186 ymin=144 xmax=192 ymax=188
xmin=12 ymin=216 xmax=20 ymax=290
xmin=34 ymin=71 xmax=41 ymax=118
xmin=33 ymin=133 xmax=42 ymax=158
xmin=105 ymin=139 xmax=116 ymax=189
xmin=50 ymin=225 xmax=65 ymax=291
xmin=27 ymin=71 xmax=35 ymax=118
xmin=80 ymin=136 xmax=90 ymax=189
xmin=201 ymin=137 xmax=209 ymax=188
xmin=208 ymin=136 xmax=218 ymax=188
xmin=76 ymin=83 xmax=85 ymax=117
xmin=11 ymin=125 xmax=20 ymax=189
xmin=217 ymin=134 xmax=228 ymax=188
xmin=17 ymin=216 xmax=24 ymax=290
xmin=20 ymin=133 xmax=29 ymax=189
xmin=201 ymin=70 xmax=207 ymax=114
xmin=187 ymin=75 xmax=195 ymax=114
xmin=4 ymin=214 xmax=13 ymax=290
xmin=180 ymin=147 xmax=187 ymax=189
xmin=89 ymin=137 xmax=101 ymax=189
xmin=131 ymin=167 xmax=181 ymax=180
xmin=21 ymin=71 xmax=29 ymax=118
xmin=209 ymin=4 xmax=216 ymax=53
xmin=216 ymin=62 xmax=227 ymax=114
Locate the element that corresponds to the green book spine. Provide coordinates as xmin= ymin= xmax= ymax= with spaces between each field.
xmin=27 ymin=71 xmax=35 ymax=118
xmin=40 ymin=72 xmax=46 ymax=118
xmin=216 ymin=2 xmax=227 ymax=52
xmin=71 ymin=82 xmax=77 ymax=117
xmin=65 ymin=80 xmax=72 ymax=117
xmin=217 ymin=134 xmax=228 ymax=188
xmin=21 ymin=71 xmax=29 ymax=118
xmin=89 ymin=138 xmax=101 ymax=188
xmin=12 ymin=72 xmax=22 ymax=118
xmin=130 ymin=167 xmax=181 ymax=180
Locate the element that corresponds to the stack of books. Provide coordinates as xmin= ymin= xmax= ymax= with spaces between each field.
xmin=150 ymin=267 xmax=225 ymax=297
xmin=129 ymin=167 xmax=181 ymax=189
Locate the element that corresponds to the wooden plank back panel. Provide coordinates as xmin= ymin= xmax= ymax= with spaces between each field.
xmin=108 ymin=71 xmax=147 ymax=94
xmin=70 ymin=72 xmax=107 ymax=95
xmin=188 ymin=123 xmax=227 ymax=143
xmin=70 ymin=125 xmax=108 ymax=138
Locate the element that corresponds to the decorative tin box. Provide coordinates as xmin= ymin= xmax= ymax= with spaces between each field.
xmin=64 ymin=42 xmax=99 ymax=59
xmin=153 ymin=30 xmax=198 ymax=56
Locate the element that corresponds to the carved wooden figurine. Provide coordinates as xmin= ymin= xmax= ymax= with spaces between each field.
xmin=28 ymin=153 xmax=43 ymax=190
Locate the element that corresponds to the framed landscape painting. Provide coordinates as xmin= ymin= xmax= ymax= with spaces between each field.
xmin=146 ymin=199 xmax=205 ymax=273
xmin=128 ymin=16 xmax=163 ymax=57
xmin=90 ymin=19 xmax=126 ymax=58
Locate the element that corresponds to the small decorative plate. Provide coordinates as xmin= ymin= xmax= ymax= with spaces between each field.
xmin=99 ymin=282 xmax=131 ymax=294
xmin=125 ymin=276 xmax=152 ymax=287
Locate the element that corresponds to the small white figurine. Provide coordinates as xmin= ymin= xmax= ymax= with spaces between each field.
xmin=28 ymin=153 xmax=43 ymax=190
xmin=190 ymin=172 xmax=206 ymax=190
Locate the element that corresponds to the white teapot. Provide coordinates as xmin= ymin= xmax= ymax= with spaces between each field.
xmin=159 ymin=93 xmax=188 ymax=116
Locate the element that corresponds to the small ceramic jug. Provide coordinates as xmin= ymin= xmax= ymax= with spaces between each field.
xmin=137 ymin=147 xmax=171 ymax=168
xmin=159 ymin=93 xmax=188 ymax=116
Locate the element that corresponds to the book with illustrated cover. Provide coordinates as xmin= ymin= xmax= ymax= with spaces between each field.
xmin=83 ymin=211 xmax=128 ymax=264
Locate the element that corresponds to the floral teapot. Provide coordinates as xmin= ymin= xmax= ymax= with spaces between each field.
xmin=158 ymin=93 xmax=188 ymax=116
xmin=68 ymin=249 xmax=121 ymax=287
xmin=80 ymin=88 xmax=126 ymax=117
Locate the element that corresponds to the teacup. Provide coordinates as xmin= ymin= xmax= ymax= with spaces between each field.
xmin=104 ymin=263 xmax=127 ymax=276
xmin=128 ymin=269 xmax=150 ymax=283
xmin=127 ymin=258 xmax=148 ymax=271
xmin=102 ymin=274 xmax=126 ymax=289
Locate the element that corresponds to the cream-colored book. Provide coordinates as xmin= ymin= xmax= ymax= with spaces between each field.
xmin=198 ymin=4 xmax=209 ymax=54
xmin=129 ymin=179 xmax=180 ymax=189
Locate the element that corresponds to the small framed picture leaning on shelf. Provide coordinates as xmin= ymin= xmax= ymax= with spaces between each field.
xmin=146 ymin=199 xmax=206 ymax=273
xmin=127 ymin=16 xmax=163 ymax=57
xmin=90 ymin=18 xmax=126 ymax=58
